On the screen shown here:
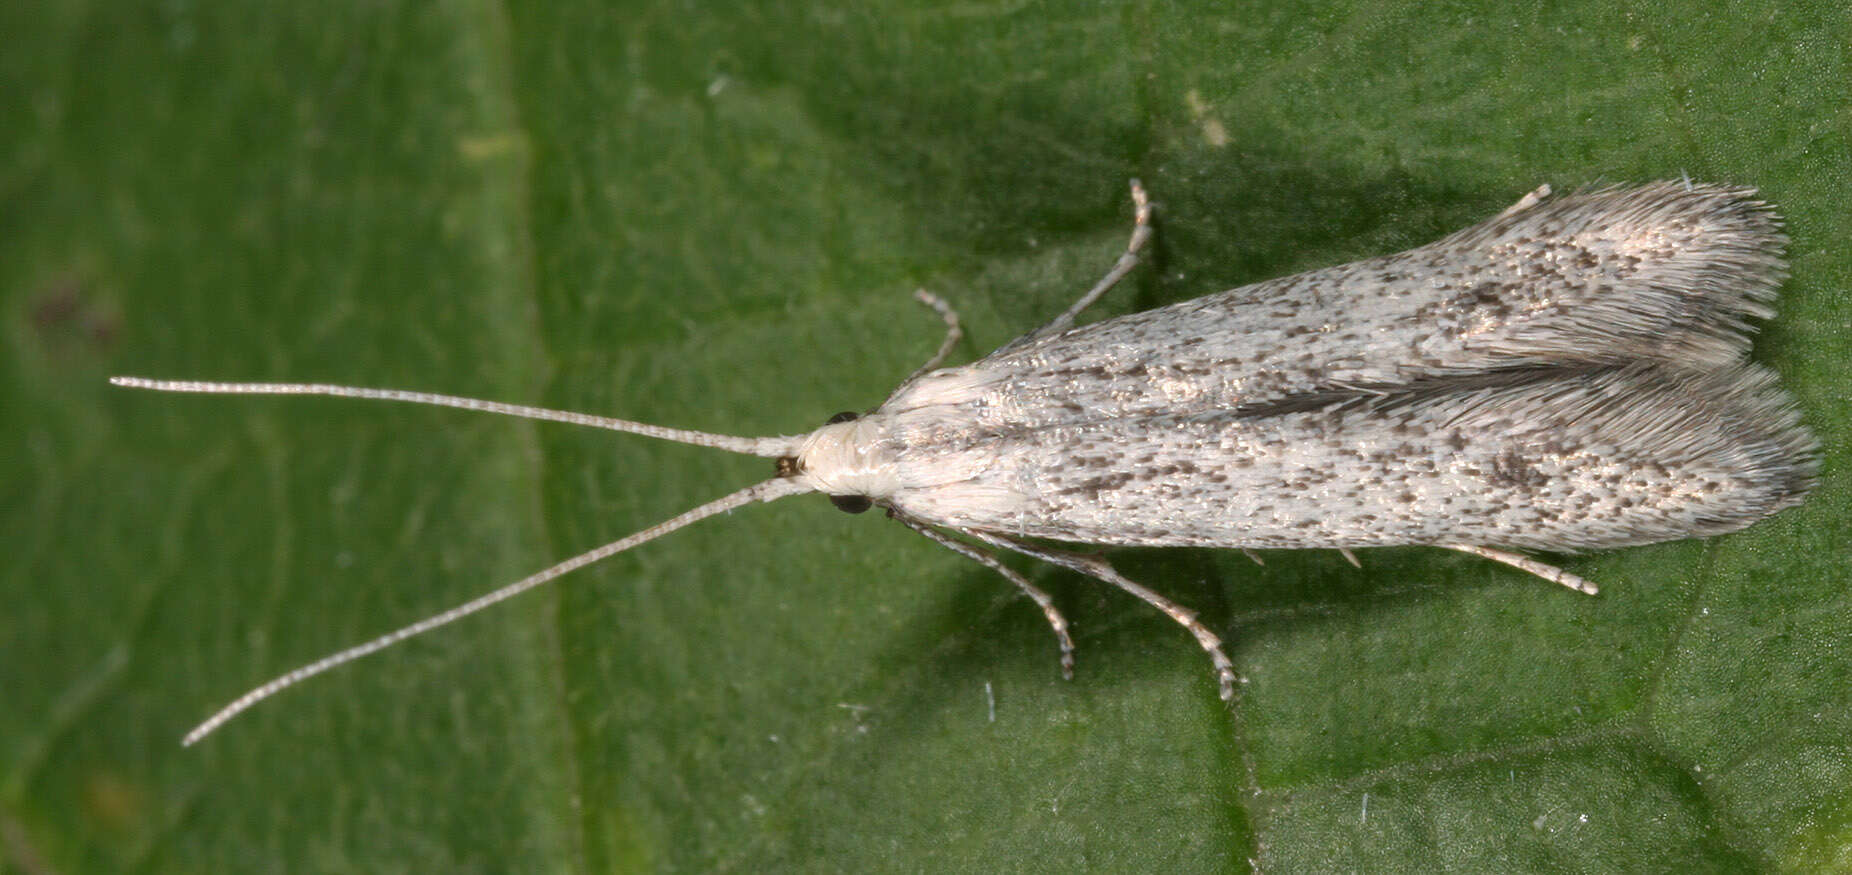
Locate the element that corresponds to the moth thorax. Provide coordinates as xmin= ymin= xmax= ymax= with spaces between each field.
xmin=792 ymin=416 xmax=901 ymax=500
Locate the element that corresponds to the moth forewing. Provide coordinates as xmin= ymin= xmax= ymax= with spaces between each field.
xmin=884 ymin=362 xmax=1811 ymax=553
xmin=114 ymin=179 xmax=1815 ymax=743
xmin=937 ymin=182 xmax=1789 ymax=432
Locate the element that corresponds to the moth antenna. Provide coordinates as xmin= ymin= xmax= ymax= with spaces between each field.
xmin=181 ymin=477 xmax=811 ymax=746
xmin=108 ymin=377 xmax=801 ymax=458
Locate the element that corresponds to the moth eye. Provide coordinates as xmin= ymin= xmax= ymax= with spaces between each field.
xmin=829 ymin=494 xmax=873 ymax=514
xmin=825 ymin=411 xmax=860 ymax=425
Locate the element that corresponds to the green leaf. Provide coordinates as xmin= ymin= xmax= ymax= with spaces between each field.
xmin=4 ymin=0 xmax=1847 ymax=870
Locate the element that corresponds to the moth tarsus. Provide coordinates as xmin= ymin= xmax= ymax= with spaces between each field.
xmin=901 ymin=519 xmax=1076 ymax=679
xmin=115 ymin=178 xmax=1815 ymax=742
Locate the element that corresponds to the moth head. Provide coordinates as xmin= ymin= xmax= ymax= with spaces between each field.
xmin=783 ymin=408 xmax=898 ymax=507
xmin=776 ymin=410 xmax=879 ymax=513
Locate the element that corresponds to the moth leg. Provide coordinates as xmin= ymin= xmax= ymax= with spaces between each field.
xmin=897 ymin=289 xmax=965 ymax=389
xmin=1022 ymin=178 xmax=1155 ymax=342
xmin=1496 ymin=183 xmax=1553 ymax=219
xmin=967 ymin=531 xmax=1240 ymax=702
xmin=1337 ymin=548 xmax=1362 ymax=568
xmin=895 ymin=517 xmax=1075 ymax=678
xmin=1443 ymin=544 xmax=1600 ymax=595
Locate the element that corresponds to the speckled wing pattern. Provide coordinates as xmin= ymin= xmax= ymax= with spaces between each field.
xmin=877 ymin=183 xmax=1816 ymax=552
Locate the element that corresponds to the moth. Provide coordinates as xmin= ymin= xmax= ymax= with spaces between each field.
xmin=114 ymin=180 xmax=1817 ymax=745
